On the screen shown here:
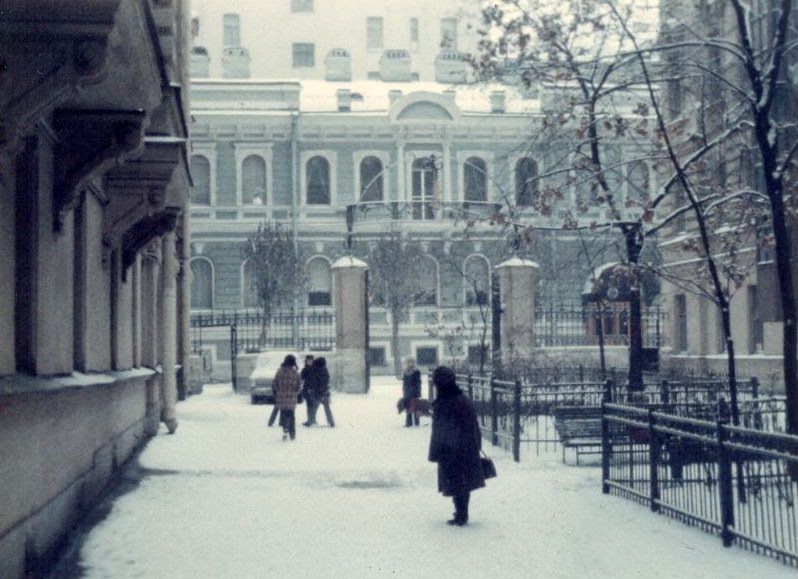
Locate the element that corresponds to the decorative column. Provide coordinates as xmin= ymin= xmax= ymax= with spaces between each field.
xmin=141 ymin=242 xmax=161 ymax=436
xmin=160 ymin=232 xmax=178 ymax=433
xmin=496 ymin=257 xmax=539 ymax=362
xmin=331 ymin=256 xmax=369 ymax=393
xmin=177 ymin=214 xmax=192 ymax=398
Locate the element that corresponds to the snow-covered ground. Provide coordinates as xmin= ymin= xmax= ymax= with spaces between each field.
xmin=78 ymin=378 xmax=793 ymax=578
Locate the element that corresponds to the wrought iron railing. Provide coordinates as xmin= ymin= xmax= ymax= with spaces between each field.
xmin=190 ymin=309 xmax=335 ymax=355
xmin=346 ymin=200 xmax=504 ymax=228
xmin=602 ymin=403 xmax=798 ymax=567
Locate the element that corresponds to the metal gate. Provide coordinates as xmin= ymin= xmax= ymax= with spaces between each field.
xmin=190 ymin=316 xmax=237 ymax=391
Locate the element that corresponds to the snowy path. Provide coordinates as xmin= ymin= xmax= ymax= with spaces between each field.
xmin=78 ymin=378 xmax=793 ymax=579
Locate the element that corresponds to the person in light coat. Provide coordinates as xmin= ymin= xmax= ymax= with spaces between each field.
xmin=273 ymin=355 xmax=301 ymax=440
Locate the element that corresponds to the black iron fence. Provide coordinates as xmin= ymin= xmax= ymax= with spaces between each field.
xmin=432 ymin=370 xmax=782 ymax=461
xmin=534 ymin=302 xmax=665 ymax=348
xmin=602 ymin=403 xmax=798 ymax=566
xmin=190 ymin=309 xmax=336 ymax=355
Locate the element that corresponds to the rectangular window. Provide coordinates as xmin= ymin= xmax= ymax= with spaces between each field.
xmin=291 ymin=0 xmax=313 ymax=12
xmin=748 ymin=285 xmax=763 ymax=353
xmin=292 ymin=43 xmax=315 ymax=68
xmin=410 ymin=18 xmax=419 ymax=51
xmin=223 ymin=13 xmax=240 ymax=47
xmin=675 ymin=295 xmax=688 ymax=352
xmin=308 ymin=291 xmax=331 ymax=307
xmin=368 ymin=347 xmax=386 ymax=367
xmin=367 ymin=17 xmax=383 ymax=50
xmin=440 ymin=17 xmax=457 ymax=50
xmin=416 ymin=346 xmax=438 ymax=367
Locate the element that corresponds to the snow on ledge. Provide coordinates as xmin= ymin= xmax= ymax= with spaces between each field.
xmin=495 ymin=257 xmax=539 ymax=269
xmin=331 ymin=256 xmax=368 ymax=270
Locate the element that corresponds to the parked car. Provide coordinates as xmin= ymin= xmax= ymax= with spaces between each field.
xmin=249 ymin=350 xmax=322 ymax=404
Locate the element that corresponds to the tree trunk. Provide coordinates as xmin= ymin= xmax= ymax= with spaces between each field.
xmin=624 ymin=229 xmax=644 ymax=392
xmin=391 ymin=309 xmax=402 ymax=379
xmin=720 ymin=304 xmax=740 ymax=426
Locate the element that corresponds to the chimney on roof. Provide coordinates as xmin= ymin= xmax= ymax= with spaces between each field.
xmin=490 ymin=90 xmax=506 ymax=113
xmin=379 ymin=49 xmax=412 ymax=82
xmin=190 ymin=46 xmax=210 ymax=78
xmin=222 ymin=46 xmax=250 ymax=78
xmin=388 ymin=89 xmax=403 ymax=105
xmin=435 ymin=50 xmax=468 ymax=84
xmin=325 ymin=48 xmax=352 ymax=81
xmin=337 ymin=89 xmax=352 ymax=112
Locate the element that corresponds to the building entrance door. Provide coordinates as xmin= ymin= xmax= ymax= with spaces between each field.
xmin=411 ymin=157 xmax=437 ymax=220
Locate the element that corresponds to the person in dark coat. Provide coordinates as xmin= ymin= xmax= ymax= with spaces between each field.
xmin=428 ymin=366 xmax=485 ymax=526
xmin=402 ymin=357 xmax=422 ymax=427
xmin=273 ymin=355 xmax=301 ymax=440
xmin=305 ymin=357 xmax=335 ymax=427
xmin=300 ymin=355 xmax=315 ymax=426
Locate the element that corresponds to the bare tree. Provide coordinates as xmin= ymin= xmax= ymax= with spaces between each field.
xmin=243 ymin=221 xmax=305 ymax=347
xmin=367 ymin=233 xmax=434 ymax=378
xmin=603 ymin=0 xmax=796 ymax=432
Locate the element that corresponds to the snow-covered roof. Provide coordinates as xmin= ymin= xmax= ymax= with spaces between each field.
xmin=297 ymin=79 xmax=538 ymax=115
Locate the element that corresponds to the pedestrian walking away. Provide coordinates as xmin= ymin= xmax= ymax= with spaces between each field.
xmin=300 ymin=355 xmax=315 ymax=426
xmin=402 ymin=357 xmax=422 ymax=427
xmin=305 ymin=357 xmax=335 ymax=427
xmin=428 ymin=366 xmax=485 ymax=526
xmin=273 ymin=354 xmax=302 ymax=440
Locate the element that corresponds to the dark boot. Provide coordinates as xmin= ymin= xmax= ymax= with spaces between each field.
xmin=449 ymin=493 xmax=470 ymax=525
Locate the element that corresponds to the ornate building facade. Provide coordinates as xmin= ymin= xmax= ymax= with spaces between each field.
xmin=0 ymin=2 xmax=192 ymax=576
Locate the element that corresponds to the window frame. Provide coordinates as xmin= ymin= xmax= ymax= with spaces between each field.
xmin=290 ymin=0 xmax=314 ymax=13
xmin=223 ymin=13 xmax=241 ymax=48
xmin=457 ymin=151 xmax=493 ymax=203
xmin=300 ymin=151 xmax=337 ymax=207
xmin=440 ymin=17 xmax=458 ymax=50
xmin=514 ymin=156 xmax=540 ymax=208
xmin=354 ymin=151 xmax=390 ymax=203
xmin=234 ymin=143 xmax=273 ymax=207
xmin=189 ymin=256 xmax=215 ymax=310
xmin=306 ymin=255 xmax=333 ymax=308
xmin=292 ymin=42 xmax=316 ymax=68
xmin=367 ymin=16 xmax=384 ymax=51
xmin=189 ymin=144 xmax=217 ymax=206
xmin=463 ymin=254 xmax=491 ymax=307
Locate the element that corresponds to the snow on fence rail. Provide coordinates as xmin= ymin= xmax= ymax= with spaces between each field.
xmin=602 ymin=403 xmax=798 ymax=567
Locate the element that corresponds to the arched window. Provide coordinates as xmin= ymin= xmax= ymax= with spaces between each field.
xmin=415 ymin=257 xmax=438 ymax=306
xmin=242 ymin=155 xmax=266 ymax=205
xmin=626 ymin=160 xmax=650 ymax=204
xmin=307 ymin=257 xmax=332 ymax=306
xmin=306 ymin=156 xmax=331 ymax=205
xmin=242 ymin=260 xmax=258 ymax=308
xmin=464 ymin=256 xmax=490 ymax=306
xmin=190 ymin=155 xmax=211 ymax=205
xmin=190 ymin=258 xmax=213 ymax=309
xmin=515 ymin=157 xmax=539 ymax=207
xmin=464 ymin=156 xmax=487 ymax=202
xmin=360 ymin=156 xmax=384 ymax=202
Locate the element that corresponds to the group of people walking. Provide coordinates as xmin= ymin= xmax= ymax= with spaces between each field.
xmin=269 ymin=354 xmax=335 ymax=440
xmin=268 ymin=353 xmax=486 ymax=527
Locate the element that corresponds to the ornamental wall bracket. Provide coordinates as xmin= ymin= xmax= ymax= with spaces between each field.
xmin=52 ymin=109 xmax=146 ymax=232
xmin=101 ymin=138 xmax=183 ymax=269
xmin=0 ymin=0 xmax=121 ymax=155
xmin=121 ymin=207 xmax=182 ymax=279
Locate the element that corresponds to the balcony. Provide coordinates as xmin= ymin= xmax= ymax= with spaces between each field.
xmin=346 ymin=200 xmax=505 ymax=234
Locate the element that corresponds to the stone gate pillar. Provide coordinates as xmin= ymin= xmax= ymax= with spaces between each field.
xmin=496 ymin=257 xmax=539 ymax=363
xmin=331 ymin=256 xmax=368 ymax=393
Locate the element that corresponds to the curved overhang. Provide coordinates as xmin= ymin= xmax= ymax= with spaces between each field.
xmin=388 ymin=91 xmax=462 ymax=124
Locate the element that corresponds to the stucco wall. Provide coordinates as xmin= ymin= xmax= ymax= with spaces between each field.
xmin=0 ymin=372 xmax=153 ymax=578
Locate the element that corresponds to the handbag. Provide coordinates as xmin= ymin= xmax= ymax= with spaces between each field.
xmin=480 ymin=450 xmax=497 ymax=480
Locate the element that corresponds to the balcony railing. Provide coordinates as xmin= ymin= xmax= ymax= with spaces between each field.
xmin=346 ymin=200 xmax=504 ymax=229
